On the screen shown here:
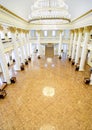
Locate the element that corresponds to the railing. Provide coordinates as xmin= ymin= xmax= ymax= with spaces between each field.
xmin=31 ymin=37 xmax=59 ymax=40
xmin=31 ymin=37 xmax=70 ymax=43
xmin=1 ymin=38 xmax=12 ymax=43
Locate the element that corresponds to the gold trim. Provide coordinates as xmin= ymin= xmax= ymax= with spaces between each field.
xmin=8 ymin=26 xmax=17 ymax=33
xmin=84 ymin=26 xmax=92 ymax=32
xmin=29 ymin=17 xmax=71 ymax=23
xmin=70 ymin=30 xmax=74 ymax=33
xmin=0 ymin=25 xmax=3 ymax=30
xmin=22 ymin=29 xmax=29 ymax=34
xmin=17 ymin=28 xmax=22 ymax=33
xmin=78 ymin=28 xmax=84 ymax=33
xmin=72 ymin=10 xmax=92 ymax=22
xmin=0 ymin=4 xmax=28 ymax=23
xmin=0 ymin=4 xmax=91 ymax=25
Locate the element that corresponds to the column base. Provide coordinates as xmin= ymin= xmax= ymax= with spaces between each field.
xmin=7 ymin=81 xmax=11 ymax=84
xmin=15 ymin=69 xmax=21 ymax=72
xmin=79 ymin=68 xmax=84 ymax=71
xmin=75 ymin=62 xmax=78 ymax=65
xmin=89 ymin=81 xmax=92 ymax=85
xmin=14 ymin=64 xmax=21 ymax=71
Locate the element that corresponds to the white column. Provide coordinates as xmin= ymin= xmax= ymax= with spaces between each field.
xmin=19 ymin=33 xmax=25 ymax=63
xmin=71 ymin=30 xmax=78 ymax=60
xmin=37 ymin=31 xmax=41 ymax=56
xmin=58 ymin=31 xmax=63 ymax=56
xmin=68 ymin=30 xmax=74 ymax=58
xmin=90 ymin=73 xmax=92 ymax=85
xmin=27 ymin=33 xmax=31 ymax=56
xmin=75 ymin=28 xmax=83 ymax=65
xmin=12 ymin=33 xmax=21 ymax=71
xmin=5 ymin=53 xmax=10 ymax=64
xmin=0 ymin=38 xmax=10 ymax=84
xmin=79 ymin=27 xmax=91 ymax=71
xmin=23 ymin=33 xmax=28 ymax=59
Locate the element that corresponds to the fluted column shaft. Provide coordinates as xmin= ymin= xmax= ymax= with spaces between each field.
xmin=23 ymin=33 xmax=28 ymax=59
xmin=19 ymin=33 xmax=25 ymax=63
xmin=68 ymin=30 xmax=74 ymax=58
xmin=0 ymin=38 xmax=10 ymax=84
xmin=58 ymin=31 xmax=63 ymax=56
xmin=12 ymin=33 xmax=21 ymax=70
xmin=71 ymin=30 xmax=78 ymax=60
xmin=27 ymin=33 xmax=31 ymax=56
xmin=90 ymin=73 xmax=92 ymax=85
xmin=37 ymin=31 xmax=41 ymax=56
xmin=79 ymin=27 xmax=91 ymax=71
xmin=75 ymin=28 xmax=83 ymax=64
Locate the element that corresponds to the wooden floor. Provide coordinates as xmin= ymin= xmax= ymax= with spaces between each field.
xmin=0 ymin=54 xmax=92 ymax=130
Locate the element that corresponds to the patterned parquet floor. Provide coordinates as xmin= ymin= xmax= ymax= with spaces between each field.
xmin=0 ymin=54 xmax=92 ymax=130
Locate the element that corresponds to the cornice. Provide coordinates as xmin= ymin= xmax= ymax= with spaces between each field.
xmin=0 ymin=4 xmax=92 ymax=27
xmin=0 ymin=4 xmax=28 ymax=23
xmin=72 ymin=10 xmax=92 ymax=22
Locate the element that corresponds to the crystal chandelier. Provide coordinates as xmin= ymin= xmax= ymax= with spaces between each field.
xmin=29 ymin=0 xmax=71 ymax=24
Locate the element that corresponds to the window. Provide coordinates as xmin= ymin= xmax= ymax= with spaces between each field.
xmin=8 ymin=31 xmax=12 ymax=38
xmin=0 ymin=31 xmax=4 ymax=39
xmin=31 ymin=30 xmax=35 ymax=37
xmin=44 ymin=30 xmax=47 ymax=37
xmin=52 ymin=30 xmax=56 ymax=37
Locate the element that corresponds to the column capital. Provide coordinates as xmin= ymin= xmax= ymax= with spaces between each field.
xmin=74 ymin=29 xmax=78 ymax=33
xmin=0 ymin=25 xmax=3 ymax=31
xmin=70 ymin=30 xmax=74 ymax=34
xmin=22 ymin=29 xmax=29 ymax=34
xmin=17 ymin=28 xmax=22 ymax=33
xmin=78 ymin=28 xmax=83 ymax=33
xmin=8 ymin=26 xmax=16 ymax=33
xmin=84 ymin=26 xmax=92 ymax=33
xmin=59 ymin=30 xmax=63 ymax=33
xmin=36 ymin=30 xmax=41 ymax=34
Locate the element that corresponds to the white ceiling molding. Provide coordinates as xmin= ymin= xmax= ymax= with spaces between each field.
xmin=72 ymin=10 xmax=92 ymax=28
xmin=0 ymin=7 xmax=29 ymax=29
xmin=0 ymin=3 xmax=92 ymax=30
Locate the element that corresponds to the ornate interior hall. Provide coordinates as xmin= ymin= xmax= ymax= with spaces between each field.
xmin=0 ymin=0 xmax=92 ymax=130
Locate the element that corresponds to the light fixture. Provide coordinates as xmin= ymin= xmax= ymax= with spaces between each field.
xmin=29 ymin=0 xmax=71 ymax=24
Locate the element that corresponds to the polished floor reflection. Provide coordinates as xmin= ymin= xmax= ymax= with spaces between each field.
xmin=43 ymin=87 xmax=55 ymax=97
xmin=0 ymin=55 xmax=92 ymax=130
xmin=40 ymin=124 xmax=55 ymax=130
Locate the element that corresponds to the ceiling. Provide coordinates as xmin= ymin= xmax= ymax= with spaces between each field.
xmin=0 ymin=0 xmax=92 ymax=21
